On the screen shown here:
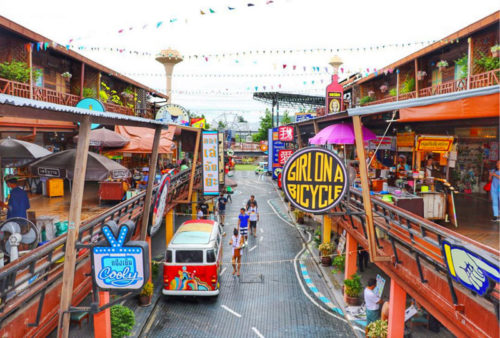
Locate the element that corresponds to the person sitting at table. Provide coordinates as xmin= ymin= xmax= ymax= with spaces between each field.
xmin=397 ymin=155 xmax=411 ymax=177
xmin=138 ymin=168 xmax=149 ymax=190
xmin=0 ymin=176 xmax=30 ymax=219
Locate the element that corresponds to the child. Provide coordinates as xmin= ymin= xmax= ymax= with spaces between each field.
xmin=238 ymin=208 xmax=250 ymax=246
xmin=229 ymin=228 xmax=244 ymax=277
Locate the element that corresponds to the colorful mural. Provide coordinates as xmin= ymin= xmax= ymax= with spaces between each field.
xmin=169 ymin=267 xmax=212 ymax=291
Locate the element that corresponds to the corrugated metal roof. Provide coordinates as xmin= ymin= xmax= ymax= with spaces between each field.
xmin=0 ymin=93 xmax=169 ymax=128
xmin=347 ymin=85 xmax=500 ymax=117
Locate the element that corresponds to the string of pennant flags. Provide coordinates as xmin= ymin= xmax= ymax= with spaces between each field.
xmin=160 ymin=88 xmax=325 ymax=96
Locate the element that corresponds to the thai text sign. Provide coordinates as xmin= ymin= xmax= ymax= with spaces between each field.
xmin=92 ymin=221 xmax=149 ymax=290
xmin=416 ymin=135 xmax=453 ymax=152
xmin=218 ymin=132 xmax=225 ymax=185
xmin=396 ymin=132 xmax=415 ymax=148
xmin=37 ymin=167 xmax=63 ymax=178
xmin=202 ymin=131 xmax=219 ymax=195
xmin=271 ymin=128 xmax=285 ymax=179
xmin=278 ymin=126 xmax=294 ymax=142
xmin=282 ymin=147 xmax=347 ymax=213
xmin=278 ymin=149 xmax=294 ymax=165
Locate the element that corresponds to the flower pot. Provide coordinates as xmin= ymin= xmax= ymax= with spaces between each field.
xmin=345 ymin=294 xmax=361 ymax=306
xmin=139 ymin=295 xmax=152 ymax=306
xmin=297 ymin=217 xmax=305 ymax=224
xmin=321 ymin=255 xmax=332 ymax=267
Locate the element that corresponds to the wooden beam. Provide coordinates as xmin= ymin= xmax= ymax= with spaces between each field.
xmin=313 ymin=120 xmax=319 ymax=134
xmin=467 ymin=37 xmax=473 ymax=90
xmin=396 ymin=72 xmax=400 ymax=101
xmin=80 ymin=63 xmax=85 ymax=98
xmin=58 ymin=117 xmax=91 ymax=338
xmin=140 ymin=126 xmax=162 ymax=241
xmin=28 ymin=45 xmax=33 ymax=100
xmin=295 ymin=125 xmax=304 ymax=148
xmin=414 ymin=59 xmax=419 ymax=98
xmin=352 ymin=115 xmax=390 ymax=262
xmin=186 ymin=128 xmax=201 ymax=203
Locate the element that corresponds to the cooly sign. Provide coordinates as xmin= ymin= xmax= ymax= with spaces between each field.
xmin=282 ymin=147 xmax=347 ymax=213
xmin=92 ymin=220 xmax=149 ymax=290
xmin=202 ymin=131 xmax=219 ymax=195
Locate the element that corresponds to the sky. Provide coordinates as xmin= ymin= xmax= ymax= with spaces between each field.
xmin=1 ymin=0 xmax=498 ymax=129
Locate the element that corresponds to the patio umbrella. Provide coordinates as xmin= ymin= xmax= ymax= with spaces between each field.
xmin=308 ymin=123 xmax=376 ymax=145
xmin=73 ymin=127 xmax=130 ymax=148
xmin=29 ymin=149 xmax=130 ymax=181
xmin=0 ymin=138 xmax=52 ymax=167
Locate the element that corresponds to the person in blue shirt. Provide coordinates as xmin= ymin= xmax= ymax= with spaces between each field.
xmin=2 ymin=176 xmax=30 ymax=219
xmin=238 ymin=208 xmax=250 ymax=247
xmin=489 ymin=160 xmax=500 ymax=221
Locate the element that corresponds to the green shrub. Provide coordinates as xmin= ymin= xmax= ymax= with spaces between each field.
xmin=110 ymin=305 xmax=135 ymax=338
xmin=475 ymin=52 xmax=500 ymax=72
xmin=0 ymin=60 xmax=42 ymax=83
xmin=366 ymin=319 xmax=388 ymax=338
xmin=388 ymin=88 xmax=397 ymax=96
xmin=360 ymin=95 xmax=375 ymax=105
xmin=140 ymin=281 xmax=154 ymax=297
xmin=344 ymin=273 xmax=363 ymax=297
xmin=454 ymin=54 xmax=468 ymax=79
xmin=331 ymin=254 xmax=345 ymax=273
xmin=400 ymin=76 xmax=415 ymax=94
xmin=313 ymin=228 xmax=321 ymax=248
xmin=83 ymin=87 xmax=96 ymax=98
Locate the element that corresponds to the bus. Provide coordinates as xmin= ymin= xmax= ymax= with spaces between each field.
xmin=163 ymin=219 xmax=223 ymax=296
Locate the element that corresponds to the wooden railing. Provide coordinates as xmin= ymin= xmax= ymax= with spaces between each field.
xmin=0 ymin=77 xmax=134 ymax=116
xmin=363 ymin=69 xmax=499 ymax=107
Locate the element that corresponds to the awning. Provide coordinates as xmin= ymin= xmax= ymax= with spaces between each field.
xmin=114 ymin=125 xmax=175 ymax=153
xmin=347 ymin=85 xmax=500 ymax=117
xmin=0 ymin=116 xmax=76 ymax=131
xmin=399 ymin=92 xmax=499 ymax=122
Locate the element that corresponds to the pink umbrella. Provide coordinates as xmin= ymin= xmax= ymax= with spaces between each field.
xmin=309 ymin=123 xmax=376 ymax=145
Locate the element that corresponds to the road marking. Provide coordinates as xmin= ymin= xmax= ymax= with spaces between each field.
xmin=249 ymin=245 xmax=257 ymax=252
xmin=259 ymin=236 xmax=263 ymax=242
xmin=260 ymin=228 xmax=263 ymax=233
xmin=252 ymin=327 xmax=265 ymax=338
xmin=221 ymin=267 xmax=227 ymax=276
xmin=221 ymin=305 xmax=242 ymax=318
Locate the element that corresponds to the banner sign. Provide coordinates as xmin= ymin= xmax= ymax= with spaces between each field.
xmin=111 ymin=169 xmax=130 ymax=179
xmin=295 ymin=113 xmax=315 ymax=122
xmin=278 ymin=126 xmax=294 ymax=142
xmin=155 ymin=104 xmax=189 ymax=126
xmin=92 ymin=220 xmax=149 ymax=291
xmin=148 ymin=174 xmax=170 ymax=236
xmin=218 ymin=132 xmax=225 ymax=186
xmin=374 ymin=274 xmax=386 ymax=298
xmin=368 ymin=136 xmax=395 ymax=151
xmin=416 ymin=135 xmax=454 ymax=152
xmin=191 ymin=118 xmax=206 ymax=129
xmin=37 ymin=167 xmax=63 ymax=178
xmin=271 ymin=128 xmax=285 ymax=179
xmin=282 ymin=147 xmax=347 ymax=213
xmin=327 ymin=91 xmax=342 ymax=113
xmin=202 ymin=131 xmax=219 ymax=195
xmin=396 ymin=132 xmax=415 ymax=148
xmin=278 ymin=149 xmax=294 ymax=165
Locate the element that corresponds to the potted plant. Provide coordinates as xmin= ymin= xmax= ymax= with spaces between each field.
xmin=366 ymin=319 xmax=388 ymax=338
xmin=110 ymin=305 xmax=135 ymax=338
xmin=343 ymin=273 xmax=363 ymax=306
xmin=436 ymin=60 xmax=448 ymax=70
xmin=318 ymin=242 xmax=335 ymax=266
xmin=360 ymin=95 xmax=375 ymax=106
xmin=293 ymin=209 xmax=305 ymax=224
xmin=388 ymin=88 xmax=397 ymax=97
xmin=313 ymin=229 xmax=322 ymax=248
xmin=491 ymin=44 xmax=500 ymax=58
xmin=61 ymin=72 xmax=72 ymax=79
xmin=417 ymin=70 xmax=427 ymax=81
xmin=139 ymin=281 xmax=154 ymax=306
xmin=379 ymin=84 xmax=388 ymax=93
xmin=331 ymin=254 xmax=345 ymax=274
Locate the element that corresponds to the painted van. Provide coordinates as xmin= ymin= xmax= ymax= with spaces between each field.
xmin=163 ymin=219 xmax=223 ymax=296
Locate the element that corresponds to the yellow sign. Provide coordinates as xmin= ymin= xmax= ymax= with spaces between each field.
xmin=396 ymin=132 xmax=415 ymax=148
xmin=416 ymin=136 xmax=453 ymax=152
xmin=282 ymin=147 xmax=347 ymax=213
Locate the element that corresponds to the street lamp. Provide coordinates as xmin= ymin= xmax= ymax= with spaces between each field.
xmin=329 ymin=55 xmax=343 ymax=75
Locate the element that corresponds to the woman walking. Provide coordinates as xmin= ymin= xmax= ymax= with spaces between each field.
xmin=490 ymin=160 xmax=500 ymax=221
xmin=229 ymin=228 xmax=244 ymax=277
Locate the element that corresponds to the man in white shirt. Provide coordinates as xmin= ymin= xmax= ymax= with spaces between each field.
xmin=364 ymin=278 xmax=384 ymax=325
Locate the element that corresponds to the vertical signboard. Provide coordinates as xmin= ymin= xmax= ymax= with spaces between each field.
xmin=218 ymin=132 xmax=225 ymax=186
xmin=272 ymin=128 xmax=285 ymax=179
xmin=268 ymin=129 xmax=273 ymax=174
xmin=202 ymin=131 xmax=219 ymax=195
xmin=325 ymin=74 xmax=344 ymax=114
xmin=278 ymin=126 xmax=294 ymax=142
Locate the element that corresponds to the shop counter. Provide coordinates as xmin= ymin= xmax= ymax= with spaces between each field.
xmin=391 ymin=194 xmax=424 ymax=218
xmin=418 ymin=191 xmax=446 ymax=220
xmin=98 ymin=181 xmax=125 ymax=203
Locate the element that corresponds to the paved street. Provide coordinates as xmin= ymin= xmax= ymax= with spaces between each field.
xmin=144 ymin=171 xmax=356 ymax=338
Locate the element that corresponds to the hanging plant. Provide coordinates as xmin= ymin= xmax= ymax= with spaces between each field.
xmin=379 ymin=85 xmax=388 ymax=93
xmin=61 ymin=72 xmax=72 ymax=79
xmin=436 ymin=60 xmax=448 ymax=69
xmin=491 ymin=44 xmax=500 ymax=58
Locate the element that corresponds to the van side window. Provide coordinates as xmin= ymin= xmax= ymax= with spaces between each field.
xmin=206 ymin=249 xmax=216 ymax=263
xmin=176 ymin=250 xmax=203 ymax=263
xmin=166 ymin=250 xmax=172 ymax=263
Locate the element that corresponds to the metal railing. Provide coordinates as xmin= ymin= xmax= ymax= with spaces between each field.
xmin=0 ymin=165 xmax=201 ymax=325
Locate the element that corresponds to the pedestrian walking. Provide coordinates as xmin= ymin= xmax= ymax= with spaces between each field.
xmin=199 ymin=200 xmax=209 ymax=219
xmin=238 ymin=208 xmax=250 ymax=246
xmin=489 ymin=160 xmax=500 ymax=221
xmin=246 ymin=195 xmax=258 ymax=210
xmin=196 ymin=206 xmax=204 ymax=220
xmin=217 ymin=192 xmax=227 ymax=226
xmin=226 ymin=185 xmax=233 ymax=203
xmin=364 ymin=278 xmax=384 ymax=326
xmin=229 ymin=228 xmax=243 ymax=277
xmin=248 ymin=202 xmax=259 ymax=237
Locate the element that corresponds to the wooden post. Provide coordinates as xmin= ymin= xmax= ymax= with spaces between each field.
xmin=396 ymin=72 xmax=400 ymax=101
xmin=322 ymin=215 xmax=331 ymax=244
xmin=165 ymin=209 xmax=175 ymax=245
xmin=80 ymin=64 xmax=85 ymax=98
xmin=313 ymin=120 xmax=319 ymax=135
xmin=140 ymin=126 xmax=162 ymax=241
xmin=93 ymin=291 xmax=111 ymax=338
xmin=28 ymin=45 xmax=33 ymax=99
xmin=191 ymin=191 xmax=198 ymax=220
xmin=414 ymin=59 xmax=419 ymax=98
xmin=388 ymin=278 xmax=407 ymax=338
xmin=467 ymin=37 xmax=473 ymax=90
xmin=186 ymin=129 xmax=201 ymax=202
xmin=352 ymin=115 xmax=390 ymax=262
xmin=344 ymin=233 xmax=358 ymax=281
xmin=295 ymin=125 xmax=303 ymax=148
xmin=58 ymin=117 xmax=91 ymax=338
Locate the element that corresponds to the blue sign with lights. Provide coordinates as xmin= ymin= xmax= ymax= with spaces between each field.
xmin=92 ymin=220 xmax=149 ymax=291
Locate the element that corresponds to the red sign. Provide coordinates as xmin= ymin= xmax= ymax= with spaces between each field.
xmin=278 ymin=126 xmax=294 ymax=142
xmin=325 ymin=74 xmax=344 ymax=114
xmin=278 ymin=149 xmax=294 ymax=165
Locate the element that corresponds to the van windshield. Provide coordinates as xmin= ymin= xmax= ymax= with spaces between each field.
xmin=176 ymin=250 xmax=204 ymax=263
